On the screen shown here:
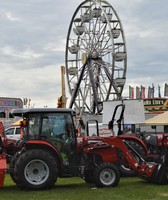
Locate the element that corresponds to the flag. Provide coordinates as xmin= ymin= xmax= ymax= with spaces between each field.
xmin=132 ymin=87 xmax=134 ymax=99
xmin=28 ymin=98 xmax=31 ymax=106
xmin=141 ymin=85 xmax=145 ymax=99
xmin=158 ymin=85 xmax=161 ymax=97
xmin=129 ymin=86 xmax=132 ymax=99
xmin=152 ymin=83 xmax=155 ymax=98
xmin=129 ymin=86 xmax=134 ymax=99
xmin=136 ymin=86 xmax=141 ymax=99
xmin=23 ymin=98 xmax=28 ymax=105
xmin=148 ymin=86 xmax=153 ymax=98
xmin=164 ymin=83 xmax=168 ymax=96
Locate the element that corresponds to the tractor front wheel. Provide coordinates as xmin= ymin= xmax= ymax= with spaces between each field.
xmin=93 ymin=163 xmax=120 ymax=187
xmin=13 ymin=149 xmax=58 ymax=190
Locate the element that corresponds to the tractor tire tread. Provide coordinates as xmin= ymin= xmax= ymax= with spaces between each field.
xmin=13 ymin=149 xmax=58 ymax=190
xmin=93 ymin=162 xmax=120 ymax=187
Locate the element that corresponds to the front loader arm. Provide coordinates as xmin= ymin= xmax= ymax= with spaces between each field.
xmin=99 ymin=137 xmax=167 ymax=184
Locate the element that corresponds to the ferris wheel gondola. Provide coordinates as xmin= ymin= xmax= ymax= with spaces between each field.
xmin=65 ymin=0 xmax=127 ymax=115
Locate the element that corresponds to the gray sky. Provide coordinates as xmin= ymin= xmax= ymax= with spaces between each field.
xmin=0 ymin=0 xmax=168 ymax=107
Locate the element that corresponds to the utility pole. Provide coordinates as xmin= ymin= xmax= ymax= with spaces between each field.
xmin=57 ymin=66 xmax=67 ymax=108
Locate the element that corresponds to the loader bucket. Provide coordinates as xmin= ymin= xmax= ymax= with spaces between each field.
xmin=0 ymin=152 xmax=6 ymax=188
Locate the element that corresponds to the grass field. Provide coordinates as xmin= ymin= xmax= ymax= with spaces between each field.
xmin=1 ymin=174 xmax=168 ymax=200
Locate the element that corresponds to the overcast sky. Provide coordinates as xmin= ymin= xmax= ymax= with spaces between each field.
xmin=0 ymin=0 xmax=168 ymax=107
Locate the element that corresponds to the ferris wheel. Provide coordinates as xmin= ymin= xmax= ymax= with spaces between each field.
xmin=65 ymin=0 xmax=127 ymax=115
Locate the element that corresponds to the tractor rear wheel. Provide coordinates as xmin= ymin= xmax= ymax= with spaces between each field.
xmin=93 ymin=163 xmax=120 ymax=187
xmin=9 ymin=151 xmax=23 ymax=183
xmin=13 ymin=149 xmax=58 ymax=190
xmin=84 ymin=167 xmax=95 ymax=184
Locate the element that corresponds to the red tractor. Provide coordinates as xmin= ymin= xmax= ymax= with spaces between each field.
xmin=84 ymin=104 xmax=149 ymax=176
xmin=0 ymin=108 xmax=168 ymax=190
xmin=106 ymin=103 xmax=168 ymax=176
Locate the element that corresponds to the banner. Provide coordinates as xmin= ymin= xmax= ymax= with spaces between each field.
xmin=136 ymin=86 xmax=141 ymax=99
xmin=129 ymin=86 xmax=134 ymax=99
xmin=152 ymin=83 xmax=155 ymax=98
xmin=148 ymin=86 xmax=153 ymax=98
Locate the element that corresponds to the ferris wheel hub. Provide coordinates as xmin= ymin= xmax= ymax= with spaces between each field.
xmin=82 ymin=53 xmax=88 ymax=65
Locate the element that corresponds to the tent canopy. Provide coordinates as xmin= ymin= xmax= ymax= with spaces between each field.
xmin=142 ymin=111 xmax=168 ymax=126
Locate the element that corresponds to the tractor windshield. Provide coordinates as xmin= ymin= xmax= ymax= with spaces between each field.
xmin=41 ymin=113 xmax=75 ymax=139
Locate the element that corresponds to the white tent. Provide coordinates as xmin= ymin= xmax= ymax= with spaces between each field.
xmin=143 ymin=111 xmax=168 ymax=126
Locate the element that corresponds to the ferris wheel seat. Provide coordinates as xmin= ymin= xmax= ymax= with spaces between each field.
xmin=107 ymin=13 xmax=113 ymax=20
xmin=69 ymin=45 xmax=80 ymax=54
xmin=68 ymin=67 xmax=78 ymax=75
xmin=115 ymin=52 xmax=126 ymax=61
xmin=114 ymin=78 xmax=126 ymax=87
xmin=91 ymin=8 xmax=102 ymax=18
xmin=107 ymin=29 xmax=120 ymax=38
xmin=81 ymin=13 xmax=91 ymax=22
xmin=73 ymin=18 xmax=82 ymax=23
xmin=100 ymin=15 xmax=107 ymax=23
xmin=101 ymin=13 xmax=113 ymax=23
xmin=73 ymin=26 xmax=85 ymax=35
xmin=112 ymin=29 xmax=120 ymax=38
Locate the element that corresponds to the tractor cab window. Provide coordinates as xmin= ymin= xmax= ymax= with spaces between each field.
xmin=27 ymin=114 xmax=40 ymax=139
xmin=41 ymin=113 xmax=75 ymax=140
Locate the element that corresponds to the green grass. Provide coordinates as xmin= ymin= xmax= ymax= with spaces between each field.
xmin=1 ymin=174 xmax=168 ymax=200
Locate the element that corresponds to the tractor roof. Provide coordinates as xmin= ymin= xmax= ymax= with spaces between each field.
xmin=11 ymin=108 xmax=75 ymax=117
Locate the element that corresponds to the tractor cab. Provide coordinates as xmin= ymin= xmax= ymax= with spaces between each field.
xmin=12 ymin=108 xmax=77 ymax=137
xmin=11 ymin=108 xmax=79 ymax=171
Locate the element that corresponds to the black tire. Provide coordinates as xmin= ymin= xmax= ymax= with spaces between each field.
xmin=119 ymin=139 xmax=147 ymax=176
xmin=84 ymin=168 xmax=94 ymax=184
xmin=13 ymin=149 xmax=58 ymax=190
xmin=9 ymin=151 xmax=22 ymax=183
xmin=93 ymin=163 xmax=120 ymax=187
